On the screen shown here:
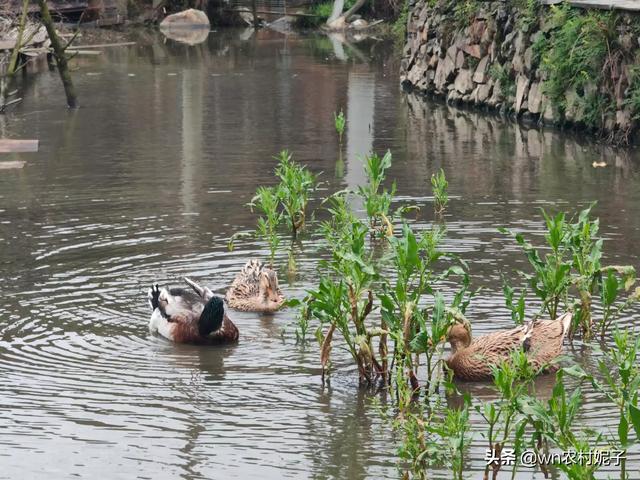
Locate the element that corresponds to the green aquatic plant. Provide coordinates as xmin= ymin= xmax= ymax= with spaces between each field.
xmin=502 ymin=276 xmax=527 ymax=325
xmin=430 ymin=168 xmax=449 ymax=214
xmin=478 ymin=350 xmax=539 ymax=480
xmin=307 ymin=215 xmax=382 ymax=385
xmin=518 ymin=368 xmax=604 ymax=479
xmin=388 ymin=381 xmax=471 ymax=480
xmin=357 ymin=150 xmax=396 ymax=238
xmin=599 ymin=268 xmax=639 ymax=341
xmin=249 ymin=186 xmax=282 ymax=267
xmin=499 ymin=210 xmax=572 ymax=321
xmin=380 ymin=223 xmax=445 ymax=395
xmin=380 ymin=223 xmax=473 ymax=399
xmin=274 ymin=150 xmax=318 ymax=237
xmin=500 ymin=205 xmax=637 ymax=340
xmin=334 ymin=109 xmax=346 ymax=146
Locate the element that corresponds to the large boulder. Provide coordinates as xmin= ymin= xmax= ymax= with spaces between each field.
xmin=160 ymin=9 xmax=210 ymax=29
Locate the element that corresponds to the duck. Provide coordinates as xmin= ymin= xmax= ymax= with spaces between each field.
xmin=445 ymin=312 xmax=573 ymax=381
xmin=225 ymin=259 xmax=284 ymax=312
xmin=148 ymin=277 xmax=239 ymax=344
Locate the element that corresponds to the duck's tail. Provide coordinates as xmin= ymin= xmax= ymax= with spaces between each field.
xmin=184 ymin=277 xmax=214 ymax=301
xmin=148 ymin=284 xmax=161 ymax=311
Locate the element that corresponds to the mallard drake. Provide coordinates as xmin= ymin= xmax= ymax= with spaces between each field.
xmin=225 ymin=259 xmax=284 ymax=312
xmin=445 ymin=312 xmax=573 ymax=381
xmin=148 ymin=278 xmax=239 ymax=344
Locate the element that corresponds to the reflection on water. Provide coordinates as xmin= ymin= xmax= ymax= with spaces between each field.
xmin=1 ymin=28 xmax=639 ymax=479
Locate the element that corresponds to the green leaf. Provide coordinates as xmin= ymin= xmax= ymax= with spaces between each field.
xmin=602 ymin=270 xmax=619 ymax=307
xmin=619 ymin=412 xmax=629 ymax=446
xmin=629 ymin=402 xmax=640 ymax=440
xmin=562 ymin=365 xmax=591 ymax=380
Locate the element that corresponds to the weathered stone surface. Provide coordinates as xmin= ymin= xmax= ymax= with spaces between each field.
xmin=434 ymin=55 xmax=455 ymax=90
xmin=446 ymin=45 xmax=458 ymax=62
xmin=456 ymin=50 xmax=465 ymax=69
xmin=515 ymin=74 xmax=530 ymax=113
xmin=455 ymin=69 xmax=474 ymax=94
xmin=524 ymin=47 xmax=534 ymax=71
xmin=474 ymin=80 xmax=494 ymax=104
xmin=462 ymin=44 xmax=482 ymax=59
xmin=527 ymin=81 xmax=543 ymax=114
xmin=488 ymin=81 xmax=504 ymax=107
xmin=160 ymin=9 xmax=210 ymax=29
xmin=564 ymin=89 xmax=584 ymax=123
xmin=469 ymin=19 xmax=486 ymax=43
xmin=616 ymin=109 xmax=632 ymax=131
xmin=513 ymin=52 xmax=524 ymax=74
xmin=473 ymin=56 xmax=490 ymax=83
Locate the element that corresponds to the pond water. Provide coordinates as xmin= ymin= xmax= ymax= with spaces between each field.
xmin=1 ymin=28 xmax=639 ymax=479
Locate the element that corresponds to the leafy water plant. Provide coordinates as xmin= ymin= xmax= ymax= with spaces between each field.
xmin=249 ymin=186 xmax=282 ymax=267
xmin=502 ymin=276 xmax=526 ymax=325
xmin=430 ymin=168 xmax=449 ymax=214
xmin=387 ymin=380 xmax=472 ymax=480
xmin=334 ymin=109 xmax=346 ymax=146
xmin=307 ymin=213 xmax=382 ymax=385
xmin=357 ymin=150 xmax=396 ymax=238
xmin=274 ymin=150 xmax=318 ymax=237
xmin=478 ymin=351 xmax=538 ymax=480
xmin=565 ymin=329 xmax=640 ymax=479
xmin=499 ymin=211 xmax=572 ymax=321
xmin=518 ymin=368 xmax=605 ymax=479
xmin=380 ymin=223 xmax=446 ymax=394
xmin=500 ymin=205 xmax=638 ymax=339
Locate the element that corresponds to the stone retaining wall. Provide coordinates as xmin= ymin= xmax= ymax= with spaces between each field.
xmin=400 ymin=0 xmax=640 ymax=142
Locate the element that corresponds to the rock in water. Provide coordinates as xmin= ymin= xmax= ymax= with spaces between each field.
xmin=160 ymin=9 xmax=210 ymax=29
xmin=160 ymin=9 xmax=210 ymax=45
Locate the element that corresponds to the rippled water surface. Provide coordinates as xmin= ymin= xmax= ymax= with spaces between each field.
xmin=1 ymin=29 xmax=640 ymax=479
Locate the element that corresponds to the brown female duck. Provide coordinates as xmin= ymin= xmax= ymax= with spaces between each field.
xmin=225 ymin=259 xmax=284 ymax=312
xmin=148 ymin=278 xmax=238 ymax=344
xmin=445 ymin=312 xmax=573 ymax=381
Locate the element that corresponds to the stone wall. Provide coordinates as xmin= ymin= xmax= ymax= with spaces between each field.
xmin=400 ymin=0 xmax=640 ymax=143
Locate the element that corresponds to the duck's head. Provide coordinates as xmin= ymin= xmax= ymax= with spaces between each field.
xmin=258 ymin=269 xmax=282 ymax=308
xmin=447 ymin=323 xmax=471 ymax=353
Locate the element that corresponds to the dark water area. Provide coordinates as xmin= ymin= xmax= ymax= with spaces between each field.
xmin=1 ymin=28 xmax=639 ymax=479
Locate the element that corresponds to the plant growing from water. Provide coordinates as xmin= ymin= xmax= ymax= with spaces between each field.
xmin=307 ymin=211 xmax=382 ymax=385
xmin=500 ymin=205 xmax=637 ymax=339
xmin=249 ymin=186 xmax=282 ymax=267
xmin=477 ymin=351 xmax=538 ymax=479
xmin=334 ymin=109 xmax=346 ymax=147
xmin=565 ymin=329 xmax=640 ymax=479
xmin=518 ymin=368 xmax=605 ymax=479
xmin=499 ymin=210 xmax=572 ymax=321
xmin=274 ymin=150 xmax=318 ymax=238
xmin=502 ymin=276 xmax=527 ymax=325
xmin=357 ymin=150 xmax=396 ymax=238
xmin=430 ymin=168 xmax=449 ymax=214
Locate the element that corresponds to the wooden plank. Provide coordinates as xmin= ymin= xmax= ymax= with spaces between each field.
xmin=0 ymin=161 xmax=26 ymax=170
xmin=66 ymin=42 xmax=137 ymax=50
xmin=0 ymin=139 xmax=39 ymax=153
